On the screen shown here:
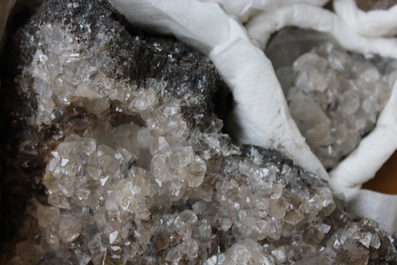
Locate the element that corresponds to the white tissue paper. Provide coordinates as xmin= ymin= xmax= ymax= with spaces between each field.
xmin=333 ymin=0 xmax=397 ymax=38
xmin=199 ymin=0 xmax=329 ymax=22
xmin=108 ymin=0 xmax=397 ymax=234
xmin=346 ymin=190 xmax=397 ymax=235
xmin=245 ymin=3 xmax=397 ymax=58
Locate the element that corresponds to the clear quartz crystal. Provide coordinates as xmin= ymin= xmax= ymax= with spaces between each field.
xmin=277 ymin=42 xmax=394 ymax=169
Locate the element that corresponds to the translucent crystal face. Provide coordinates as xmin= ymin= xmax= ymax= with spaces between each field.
xmin=2 ymin=1 xmax=397 ymax=264
xmin=276 ymin=43 xmax=396 ymax=169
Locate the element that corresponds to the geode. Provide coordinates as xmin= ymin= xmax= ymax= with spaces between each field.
xmin=1 ymin=0 xmax=397 ymax=264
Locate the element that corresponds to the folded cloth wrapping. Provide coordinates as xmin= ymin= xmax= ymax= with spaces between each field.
xmin=333 ymin=0 xmax=397 ymax=38
xmin=346 ymin=189 xmax=397 ymax=235
xmin=199 ymin=0 xmax=330 ymax=22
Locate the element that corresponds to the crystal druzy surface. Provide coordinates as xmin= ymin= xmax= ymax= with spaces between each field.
xmin=1 ymin=0 xmax=397 ymax=264
xmin=273 ymin=33 xmax=396 ymax=170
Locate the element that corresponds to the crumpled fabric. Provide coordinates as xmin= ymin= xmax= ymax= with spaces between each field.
xmin=346 ymin=190 xmax=397 ymax=235
xmin=246 ymin=3 xmax=397 ymax=57
xmin=334 ymin=0 xmax=397 ymax=38
xmin=199 ymin=0 xmax=329 ymax=22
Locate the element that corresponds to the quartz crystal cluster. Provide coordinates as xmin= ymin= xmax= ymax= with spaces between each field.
xmin=276 ymin=44 xmax=396 ymax=169
xmin=1 ymin=0 xmax=397 ymax=264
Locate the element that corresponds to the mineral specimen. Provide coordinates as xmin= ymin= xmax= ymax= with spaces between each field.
xmin=272 ymin=31 xmax=395 ymax=170
xmin=1 ymin=0 xmax=397 ymax=264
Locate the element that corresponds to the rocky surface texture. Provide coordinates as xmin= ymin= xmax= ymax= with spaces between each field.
xmin=1 ymin=0 xmax=397 ymax=264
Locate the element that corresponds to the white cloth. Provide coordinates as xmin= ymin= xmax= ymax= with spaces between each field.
xmin=334 ymin=0 xmax=397 ymax=38
xmin=199 ymin=0 xmax=329 ymax=22
xmin=345 ymin=190 xmax=397 ymax=235
xmin=245 ymin=4 xmax=397 ymax=58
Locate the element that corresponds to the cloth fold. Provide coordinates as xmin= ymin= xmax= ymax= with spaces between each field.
xmin=333 ymin=0 xmax=397 ymax=38
xmin=199 ymin=0 xmax=329 ymax=22
xmin=346 ymin=189 xmax=397 ymax=235
xmin=246 ymin=3 xmax=397 ymax=58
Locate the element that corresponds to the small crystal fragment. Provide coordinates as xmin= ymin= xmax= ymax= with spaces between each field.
xmin=274 ymin=38 xmax=393 ymax=169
